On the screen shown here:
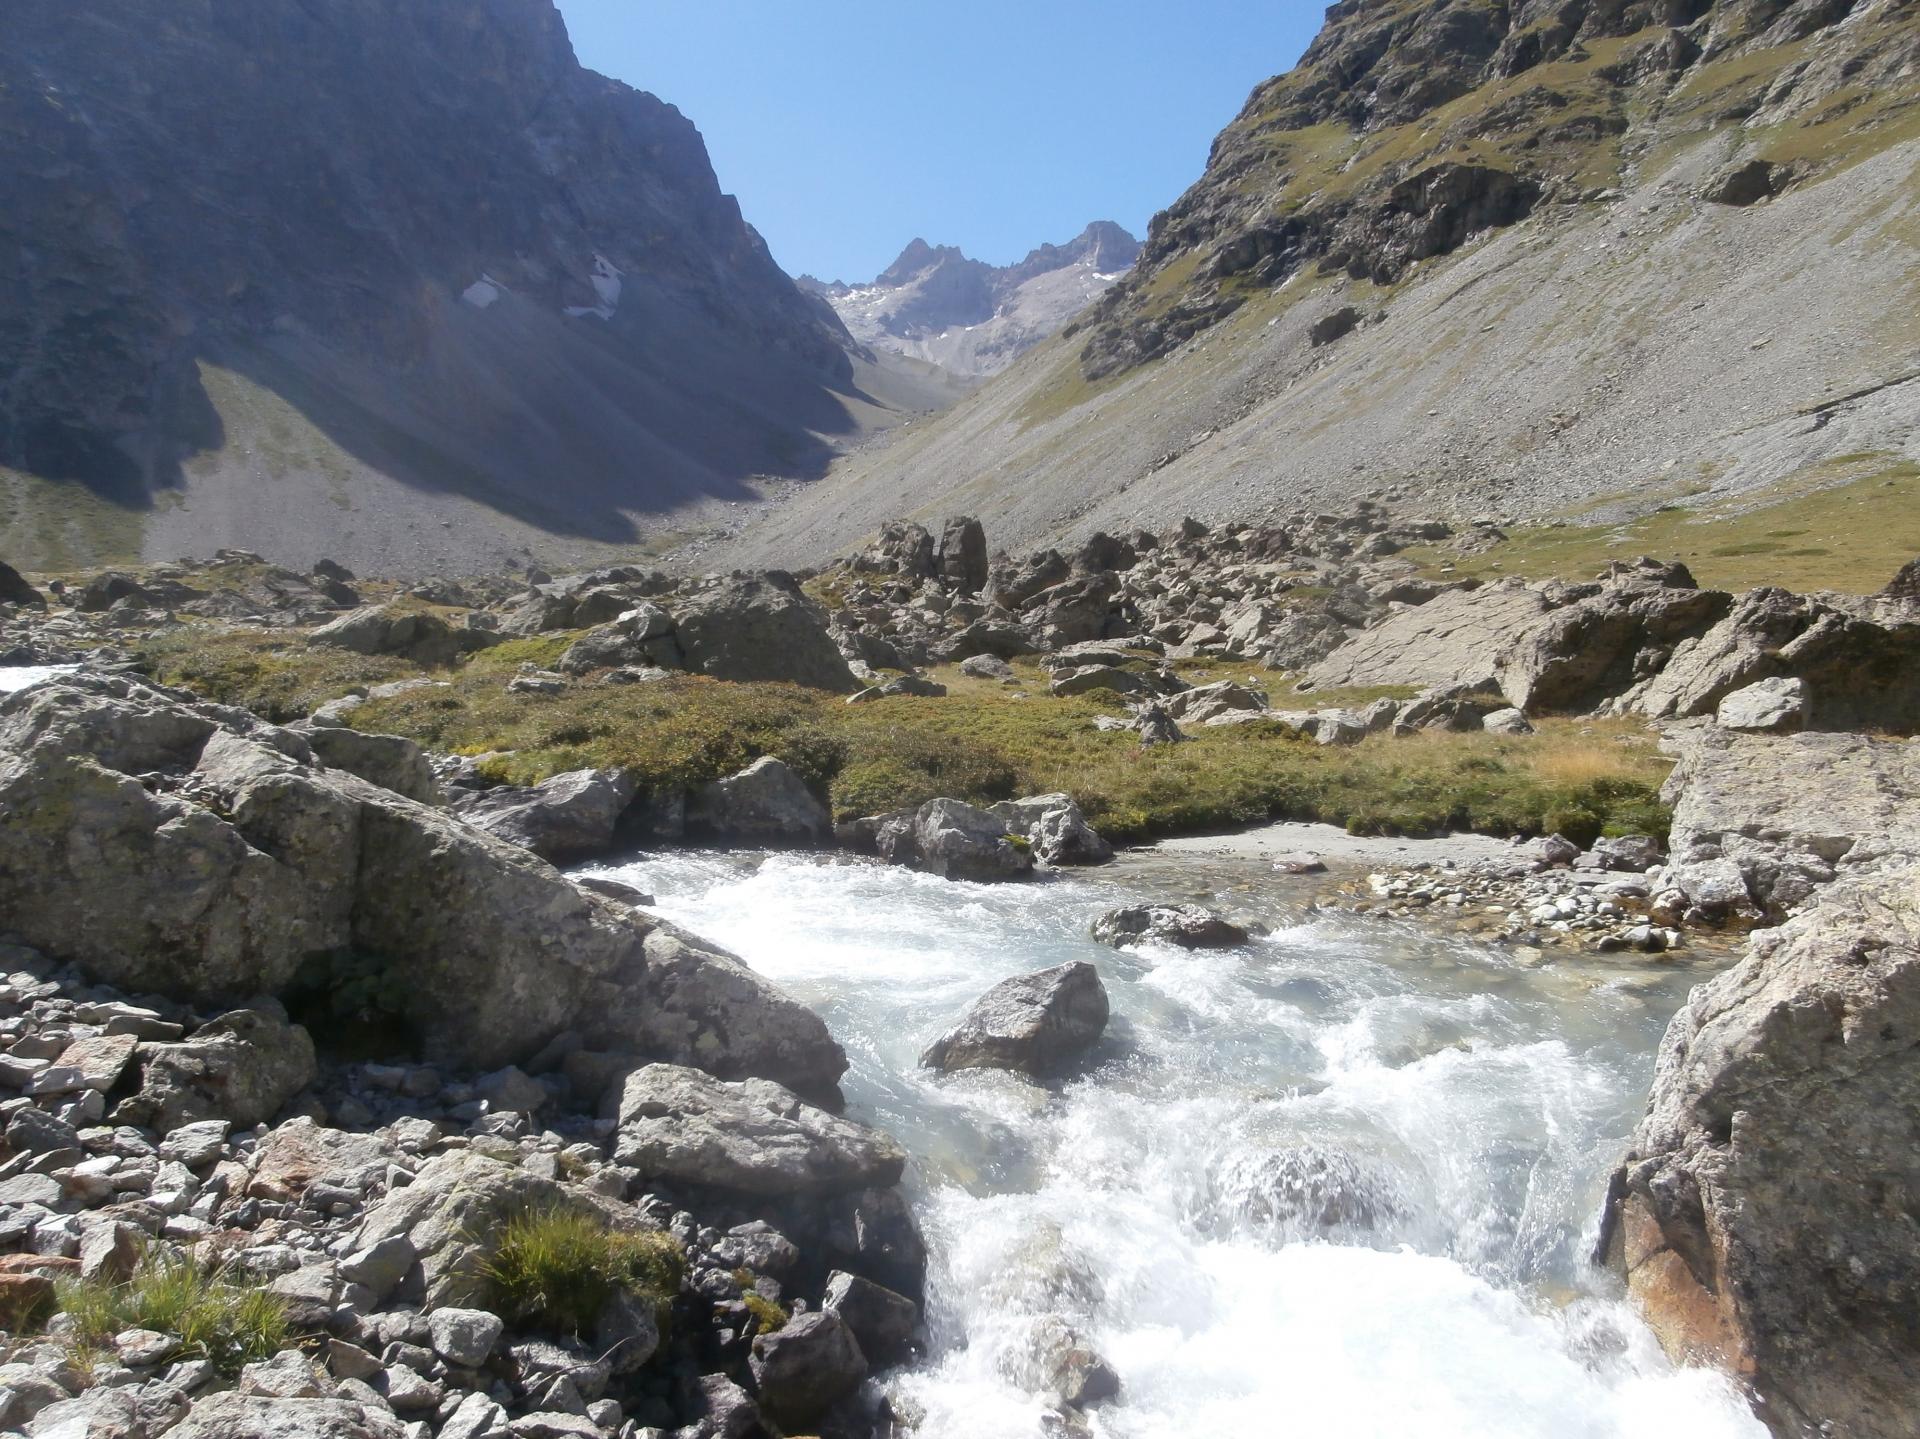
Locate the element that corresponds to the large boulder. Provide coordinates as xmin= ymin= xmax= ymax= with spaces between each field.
xmin=1660 ymin=726 xmax=1920 ymax=916
xmin=607 ymin=1063 xmax=906 ymax=1196
xmin=671 ymin=575 xmax=859 ymax=691
xmin=920 ymin=962 xmax=1109 ymax=1076
xmin=308 ymin=604 xmax=485 ymax=666
xmin=1714 ymin=676 xmax=1807 ymax=733
xmin=0 ymin=561 xmax=45 ymax=610
xmin=749 ymin=1310 xmax=868 ymax=1429
xmin=0 ymin=675 xmax=845 ymax=1092
xmin=935 ymin=516 xmax=989 ymax=595
xmin=1309 ymin=580 xmax=1552 ymax=692
xmin=452 ymin=769 xmax=637 ymax=862
xmin=353 ymin=1150 xmax=587 ymax=1307
xmin=988 ymin=794 xmax=1112 ymax=866
xmin=1602 ymin=867 xmax=1920 ymax=1439
xmin=875 ymin=798 xmax=1033 ymax=882
xmin=687 ymin=757 xmax=831 ymax=845
xmin=1497 ymin=575 xmax=1730 ymax=715
xmin=1628 ymin=587 xmax=1920 ymax=732
xmin=556 ymin=602 xmax=680 ymax=676
xmin=302 ymin=726 xmax=441 ymax=804
xmin=119 ymin=1006 xmax=317 ymax=1132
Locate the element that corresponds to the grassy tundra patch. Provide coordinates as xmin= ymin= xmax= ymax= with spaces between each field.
xmin=1407 ymin=457 xmax=1920 ymax=594
xmin=55 ymin=1255 xmax=290 ymax=1375
xmin=142 ymin=629 xmax=1670 ymax=846
xmin=485 ymin=1206 xmax=684 ymax=1340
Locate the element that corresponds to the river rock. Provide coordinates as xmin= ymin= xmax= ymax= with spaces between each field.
xmin=1091 ymin=904 xmax=1249 ymax=949
xmin=921 ymin=962 xmax=1109 ymax=1076
xmin=687 ymin=757 xmax=831 ymax=845
xmin=823 ymin=1270 xmax=919 ymax=1365
xmin=1603 ymin=866 xmax=1920 ymax=1439
xmin=1714 ymin=676 xmax=1807 ymax=732
xmin=748 ymin=1310 xmax=868 ymax=1429
xmin=0 ymin=675 xmax=844 ymax=1091
xmin=876 ymin=798 xmax=1034 ymax=881
xmin=607 ymin=1063 xmax=905 ymax=1196
xmin=452 ymin=768 xmax=637 ymax=862
xmin=989 ymin=794 xmax=1112 ymax=866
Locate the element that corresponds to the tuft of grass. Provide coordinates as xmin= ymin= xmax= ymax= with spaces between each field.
xmin=484 ymin=1206 xmax=684 ymax=1340
xmin=740 ymin=1290 xmax=789 ymax=1334
xmin=56 ymin=1255 xmax=290 ymax=1375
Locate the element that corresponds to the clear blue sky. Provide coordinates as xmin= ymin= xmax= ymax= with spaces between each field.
xmin=554 ymin=2 xmax=1322 ymax=283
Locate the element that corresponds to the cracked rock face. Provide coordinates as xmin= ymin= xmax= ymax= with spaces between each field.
xmin=0 ymin=672 xmax=845 ymax=1093
xmin=1603 ymin=866 xmax=1920 ymax=1439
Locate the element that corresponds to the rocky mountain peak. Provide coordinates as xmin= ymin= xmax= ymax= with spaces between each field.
xmin=813 ymin=222 xmax=1141 ymax=381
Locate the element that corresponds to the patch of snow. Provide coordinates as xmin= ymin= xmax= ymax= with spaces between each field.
xmin=566 ymin=253 xmax=625 ymax=321
xmin=461 ymin=276 xmax=505 ymax=310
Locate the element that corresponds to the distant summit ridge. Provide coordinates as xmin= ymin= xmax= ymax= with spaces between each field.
xmin=802 ymin=222 xmax=1141 ymax=380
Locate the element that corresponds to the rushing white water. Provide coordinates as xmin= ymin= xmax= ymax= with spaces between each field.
xmin=0 ymin=664 xmax=77 ymax=693
xmin=581 ymin=849 xmax=1765 ymax=1439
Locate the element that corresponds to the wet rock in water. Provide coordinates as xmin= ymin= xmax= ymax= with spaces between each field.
xmin=1604 ymin=866 xmax=1920 ymax=1439
xmin=1092 ymin=904 xmax=1249 ymax=949
xmin=921 ymin=962 xmax=1109 ymax=1077
xmin=876 ymin=797 xmax=1034 ymax=882
xmin=1023 ymin=1314 xmax=1121 ymax=1409
xmin=688 ymin=756 xmax=831 ymax=845
xmin=1714 ymin=676 xmax=1807 ymax=733
xmin=823 ymin=1269 xmax=920 ymax=1366
xmin=990 ymin=793 xmax=1113 ymax=866
xmin=749 ymin=1309 xmax=868 ymax=1429
xmin=452 ymin=767 xmax=637 ymax=862
xmin=608 ymin=1063 xmax=906 ymax=1196
xmin=1213 ymin=1143 xmax=1407 ymax=1237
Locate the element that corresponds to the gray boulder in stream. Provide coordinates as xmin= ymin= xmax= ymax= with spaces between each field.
xmin=921 ymin=961 xmax=1109 ymax=1076
xmin=875 ymin=797 xmax=1035 ymax=882
xmin=1602 ymin=865 xmax=1920 ymax=1439
xmin=1092 ymin=904 xmax=1249 ymax=949
xmin=451 ymin=767 xmax=637 ymax=861
xmin=0 ymin=674 xmax=845 ymax=1093
xmin=608 ymin=1063 xmax=905 ymax=1195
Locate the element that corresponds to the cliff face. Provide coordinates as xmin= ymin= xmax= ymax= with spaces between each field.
xmin=803 ymin=223 xmax=1141 ymax=380
xmin=0 ymin=0 xmax=860 ymax=573
xmin=1074 ymin=0 xmax=1920 ymax=378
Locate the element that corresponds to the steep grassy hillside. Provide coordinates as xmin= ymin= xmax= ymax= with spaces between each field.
xmin=720 ymin=0 xmax=1920 ymax=587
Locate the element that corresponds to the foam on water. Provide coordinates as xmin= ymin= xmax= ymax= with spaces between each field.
xmin=581 ymin=850 xmax=1765 ymax=1438
xmin=0 ymin=664 xmax=77 ymax=693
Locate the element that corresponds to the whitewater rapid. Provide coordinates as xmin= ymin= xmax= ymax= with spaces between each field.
xmin=581 ymin=848 xmax=1764 ymax=1439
